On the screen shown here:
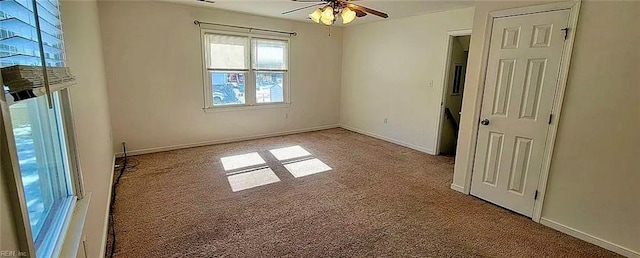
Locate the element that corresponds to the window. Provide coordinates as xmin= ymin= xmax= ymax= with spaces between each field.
xmin=9 ymin=91 xmax=75 ymax=256
xmin=202 ymin=31 xmax=289 ymax=108
xmin=452 ymin=63 xmax=464 ymax=95
xmin=1 ymin=0 xmax=79 ymax=256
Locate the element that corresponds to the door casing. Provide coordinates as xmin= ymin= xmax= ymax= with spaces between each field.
xmin=435 ymin=29 xmax=472 ymax=155
xmin=455 ymin=1 xmax=581 ymax=222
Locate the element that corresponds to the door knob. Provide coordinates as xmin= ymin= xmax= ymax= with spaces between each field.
xmin=480 ymin=119 xmax=490 ymax=125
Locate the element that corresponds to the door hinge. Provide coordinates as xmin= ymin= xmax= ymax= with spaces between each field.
xmin=548 ymin=114 xmax=553 ymax=124
xmin=562 ymin=28 xmax=569 ymax=40
xmin=534 ymin=190 xmax=539 ymax=200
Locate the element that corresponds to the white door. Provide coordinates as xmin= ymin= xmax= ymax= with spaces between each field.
xmin=470 ymin=10 xmax=570 ymax=217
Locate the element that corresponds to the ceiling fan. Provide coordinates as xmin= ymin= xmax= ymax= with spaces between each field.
xmin=282 ymin=0 xmax=389 ymax=25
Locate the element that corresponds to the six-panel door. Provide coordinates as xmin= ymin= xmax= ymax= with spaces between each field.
xmin=470 ymin=10 xmax=570 ymax=217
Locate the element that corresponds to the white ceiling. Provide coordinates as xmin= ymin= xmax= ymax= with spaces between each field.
xmin=162 ymin=0 xmax=476 ymax=26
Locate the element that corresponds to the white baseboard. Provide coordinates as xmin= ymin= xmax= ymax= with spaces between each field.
xmin=339 ymin=124 xmax=435 ymax=155
xmin=116 ymin=124 xmax=340 ymax=157
xmin=98 ymin=155 xmax=116 ymax=258
xmin=540 ymin=218 xmax=639 ymax=258
xmin=450 ymin=184 xmax=466 ymax=193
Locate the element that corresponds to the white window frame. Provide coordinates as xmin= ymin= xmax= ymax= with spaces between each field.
xmin=1 ymin=86 xmax=84 ymax=257
xmin=200 ymin=29 xmax=291 ymax=112
xmin=1 ymin=0 xmax=90 ymax=255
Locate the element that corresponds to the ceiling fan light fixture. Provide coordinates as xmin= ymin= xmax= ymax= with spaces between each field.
xmin=289 ymin=1 xmax=388 ymax=27
xmin=341 ymin=7 xmax=356 ymax=24
xmin=322 ymin=6 xmax=334 ymax=20
xmin=320 ymin=15 xmax=334 ymax=25
xmin=309 ymin=8 xmax=322 ymax=23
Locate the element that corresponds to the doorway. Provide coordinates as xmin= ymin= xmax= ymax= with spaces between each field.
xmin=437 ymin=34 xmax=471 ymax=156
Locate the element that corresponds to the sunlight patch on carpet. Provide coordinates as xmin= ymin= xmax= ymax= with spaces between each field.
xmin=269 ymin=145 xmax=312 ymax=161
xmin=221 ymin=152 xmax=266 ymax=171
xmin=227 ymin=168 xmax=280 ymax=192
xmin=284 ymin=158 xmax=332 ymax=178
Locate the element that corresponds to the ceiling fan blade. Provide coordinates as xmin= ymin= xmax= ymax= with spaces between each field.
xmin=353 ymin=9 xmax=367 ymax=17
xmin=348 ymin=4 xmax=388 ymax=18
xmin=292 ymin=0 xmax=326 ymax=2
xmin=282 ymin=2 xmax=326 ymax=15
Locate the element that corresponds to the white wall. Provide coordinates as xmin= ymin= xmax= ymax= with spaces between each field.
xmin=453 ymin=1 xmax=640 ymax=255
xmin=98 ymin=1 xmax=343 ymax=154
xmin=540 ymin=1 xmax=640 ymax=254
xmin=61 ymin=0 xmax=114 ymax=257
xmin=0 ymin=139 xmax=21 ymax=255
xmin=340 ymin=7 xmax=475 ymax=154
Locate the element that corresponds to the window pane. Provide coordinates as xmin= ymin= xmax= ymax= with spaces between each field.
xmin=252 ymin=39 xmax=287 ymax=70
xmin=9 ymin=92 xmax=71 ymax=241
xmin=256 ymin=72 xmax=284 ymax=103
xmin=207 ymin=34 xmax=248 ymax=70
xmin=211 ymin=72 xmax=246 ymax=106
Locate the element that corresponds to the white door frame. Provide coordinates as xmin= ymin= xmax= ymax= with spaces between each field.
xmin=458 ymin=1 xmax=581 ymax=222
xmin=434 ymin=29 xmax=472 ymax=155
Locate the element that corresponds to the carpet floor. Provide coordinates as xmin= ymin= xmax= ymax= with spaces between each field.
xmin=108 ymin=128 xmax=619 ymax=257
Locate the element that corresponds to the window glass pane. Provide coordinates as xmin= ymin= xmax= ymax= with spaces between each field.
xmin=252 ymin=39 xmax=287 ymax=70
xmin=256 ymin=72 xmax=284 ymax=103
xmin=207 ymin=34 xmax=248 ymax=70
xmin=211 ymin=72 xmax=246 ymax=106
xmin=9 ymin=92 xmax=71 ymax=242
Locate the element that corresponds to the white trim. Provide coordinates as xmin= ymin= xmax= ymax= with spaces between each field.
xmin=0 ymin=75 xmax=37 ymax=256
xmin=46 ymin=197 xmax=77 ymax=258
xmin=434 ymin=28 xmax=472 ymax=155
xmin=491 ymin=1 xmax=578 ymax=18
xmin=98 ymin=155 xmax=116 ymax=258
xmin=450 ymin=184 xmax=465 ymax=193
xmin=203 ymin=102 xmax=290 ymax=113
xmin=58 ymin=193 xmax=91 ymax=258
xmin=458 ymin=5 xmax=497 ymax=195
xmin=457 ymin=1 xmax=581 ymax=219
xmin=540 ymin=218 xmax=640 ymax=258
xmin=340 ymin=125 xmax=435 ymax=155
xmin=59 ymin=89 xmax=84 ymax=199
xmin=116 ymin=125 xmax=340 ymax=157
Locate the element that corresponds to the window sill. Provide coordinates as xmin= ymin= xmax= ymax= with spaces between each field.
xmin=56 ymin=193 xmax=91 ymax=258
xmin=203 ymin=103 xmax=291 ymax=113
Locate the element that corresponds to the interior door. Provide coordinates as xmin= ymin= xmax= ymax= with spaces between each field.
xmin=470 ymin=10 xmax=570 ymax=217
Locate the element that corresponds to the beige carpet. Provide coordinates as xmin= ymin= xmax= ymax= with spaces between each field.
xmin=108 ymin=128 xmax=618 ymax=257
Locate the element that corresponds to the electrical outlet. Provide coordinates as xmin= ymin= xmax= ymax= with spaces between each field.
xmin=384 ymin=118 xmax=388 ymax=124
xmin=285 ymin=113 xmax=289 ymax=119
